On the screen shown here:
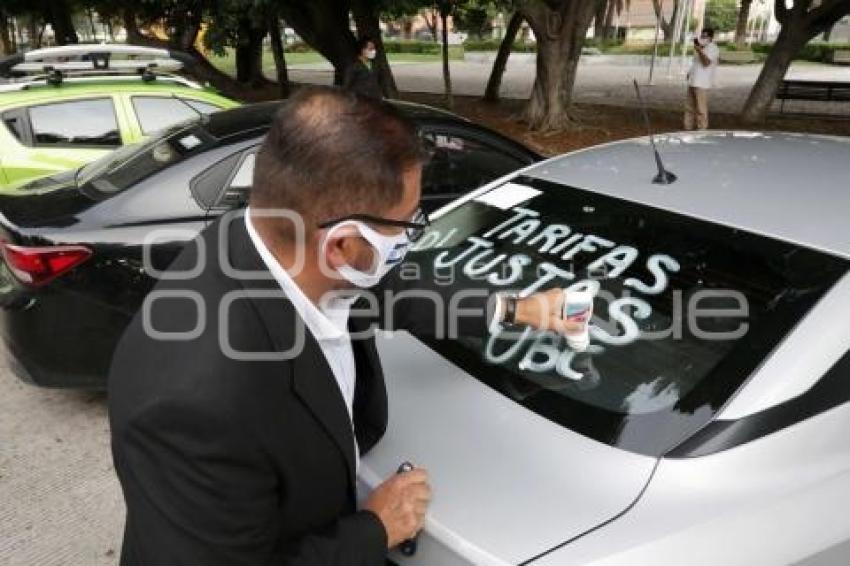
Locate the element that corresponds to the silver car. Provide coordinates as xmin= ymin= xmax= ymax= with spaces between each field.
xmin=359 ymin=131 xmax=850 ymax=565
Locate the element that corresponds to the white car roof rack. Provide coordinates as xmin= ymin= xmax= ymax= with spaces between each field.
xmin=0 ymin=43 xmax=196 ymax=87
xmin=0 ymin=72 xmax=203 ymax=93
xmin=23 ymin=44 xmax=173 ymax=61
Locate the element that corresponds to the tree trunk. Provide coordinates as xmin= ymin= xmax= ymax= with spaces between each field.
xmin=741 ymin=0 xmax=850 ymax=122
xmin=603 ymin=0 xmax=618 ymax=40
xmin=44 ymin=0 xmax=79 ymax=45
xmin=734 ymin=0 xmax=753 ymax=47
xmin=267 ymin=9 xmax=290 ymax=98
xmin=484 ymin=11 xmax=523 ymax=102
xmin=123 ymin=9 xmax=145 ymax=44
xmin=594 ymin=0 xmax=607 ymax=38
xmin=87 ymin=8 xmax=97 ymax=42
xmin=823 ymin=21 xmax=835 ymax=41
xmin=235 ymin=16 xmax=267 ymax=87
xmin=424 ymin=9 xmax=439 ymax=42
xmin=441 ymin=7 xmax=453 ymax=109
xmin=15 ymin=16 xmax=25 ymax=50
xmin=520 ymin=0 xmax=597 ymax=130
xmin=351 ymin=0 xmax=399 ymax=98
xmin=741 ymin=23 xmax=808 ymax=123
xmin=277 ymin=1 xmax=357 ymax=86
xmin=0 ymin=13 xmax=13 ymax=55
xmin=651 ymin=0 xmax=678 ymax=40
xmin=27 ymin=17 xmax=39 ymax=49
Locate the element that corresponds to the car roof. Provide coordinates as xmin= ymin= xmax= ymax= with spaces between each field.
xmin=201 ymin=98 xmax=469 ymax=140
xmin=0 ymin=79 xmax=233 ymax=109
xmin=524 ymin=131 xmax=850 ymax=259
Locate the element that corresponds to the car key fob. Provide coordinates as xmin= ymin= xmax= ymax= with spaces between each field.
xmin=396 ymin=461 xmax=418 ymax=556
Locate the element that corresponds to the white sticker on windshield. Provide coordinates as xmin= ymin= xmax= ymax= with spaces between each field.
xmin=474 ymin=182 xmax=541 ymax=210
xmin=178 ymin=134 xmax=202 ymax=150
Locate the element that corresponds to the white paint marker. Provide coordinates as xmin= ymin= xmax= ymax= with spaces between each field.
xmin=563 ymin=289 xmax=595 ymax=352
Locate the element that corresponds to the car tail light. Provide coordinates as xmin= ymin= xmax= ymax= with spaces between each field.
xmin=0 ymin=243 xmax=92 ymax=287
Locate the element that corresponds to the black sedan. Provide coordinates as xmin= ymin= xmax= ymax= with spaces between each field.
xmin=0 ymin=100 xmax=539 ymax=388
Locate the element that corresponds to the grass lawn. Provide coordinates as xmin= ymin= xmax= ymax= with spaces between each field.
xmin=208 ymin=48 xmax=444 ymax=77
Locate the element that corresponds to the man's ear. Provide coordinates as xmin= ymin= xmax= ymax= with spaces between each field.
xmin=322 ymin=234 xmax=347 ymax=269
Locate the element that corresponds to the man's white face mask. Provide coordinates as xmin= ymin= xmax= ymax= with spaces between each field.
xmin=365 ymin=49 xmax=377 ymax=60
xmin=324 ymin=221 xmax=412 ymax=288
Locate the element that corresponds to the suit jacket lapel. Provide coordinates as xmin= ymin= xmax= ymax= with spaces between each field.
xmin=222 ymin=212 xmax=357 ymax=489
xmin=292 ymin=335 xmax=357 ymax=487
xmin=349 ymin=316 xmax=388 ymax=455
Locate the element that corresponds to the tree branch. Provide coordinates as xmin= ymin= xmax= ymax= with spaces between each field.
xmin=806 ymin=0 xmax=850 ymax=33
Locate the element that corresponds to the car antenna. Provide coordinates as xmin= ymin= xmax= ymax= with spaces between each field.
xmin=632 ymin=79 xmax=677 ymax=185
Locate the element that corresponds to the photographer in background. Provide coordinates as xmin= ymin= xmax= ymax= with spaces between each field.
xmin=684 ymin=28 xmax=719 ymax=130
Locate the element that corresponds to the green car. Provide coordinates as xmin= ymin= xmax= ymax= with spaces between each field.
xmin=0 ymin=79 xmax=238 ymax=190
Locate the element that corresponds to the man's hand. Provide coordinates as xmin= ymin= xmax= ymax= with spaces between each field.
xmin=515 ymin=288 xmax=586 ymax=336
xmin=364 ymin=468 xmax=431 ymax=549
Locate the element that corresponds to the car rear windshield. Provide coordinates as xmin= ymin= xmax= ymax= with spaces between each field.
xmin=77 ymin=123 xmax=215 ymax=197
xmin=407 ymin=178 xmax=848 ymax=456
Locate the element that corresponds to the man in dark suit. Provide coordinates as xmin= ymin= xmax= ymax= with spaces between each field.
xmin=109 ymin=87 xmax=578 ymax=565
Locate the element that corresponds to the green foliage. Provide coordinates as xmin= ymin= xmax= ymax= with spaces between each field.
xmin=379 ymin=0 xmax=433 ymax=19
xmin=463 ymin=38 xmax=536 ymax=51
xmin=201 ymin=0 xmax=269 ymax=56
xmin=749 ymin=41 xmax=850 ymax=62
xmin=284 ymin=41 xmax=315 ymax=53
xmin=452 ymin=0 xmax=501 ymax=38
xmin=382 ymin=39 xmax=465 ymax=58
xmin=703 ymin=0 xmax=737 ymax=33
xmin=455 ymin=5 xmax=490 ymax=38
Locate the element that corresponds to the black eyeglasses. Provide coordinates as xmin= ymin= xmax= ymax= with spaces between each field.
xmin=318 ymin=208 xmax=431 ymax=243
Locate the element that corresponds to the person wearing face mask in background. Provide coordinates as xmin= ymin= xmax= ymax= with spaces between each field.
xmin=108 ymin=87 xmax=583 ymax=566
xmin=343 ymin=36 xmax=383 ymax=99
xmin=684 ymin=27 xmax=719 ymax=130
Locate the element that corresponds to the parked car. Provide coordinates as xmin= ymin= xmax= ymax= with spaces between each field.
xmin=0 ymin=44 xmax=239 ymax=189
xmin=360 ymin=131 xmax=850 ymax=565
xmin=0 ymin=99 xmax=539 ymax=388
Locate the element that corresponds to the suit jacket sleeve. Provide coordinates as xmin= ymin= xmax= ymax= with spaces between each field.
xmin=112 ymin=396 xmax=387 ymax=566
xmin=369 ymin=250 xmax=497 ymax=338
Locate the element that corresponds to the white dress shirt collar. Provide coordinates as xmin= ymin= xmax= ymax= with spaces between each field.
xmin=244 ymin=208 xmax=356 ymax=342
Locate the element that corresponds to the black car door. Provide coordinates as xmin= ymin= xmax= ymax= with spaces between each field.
xmin=418 ymin=124 xmax=539 ymax=213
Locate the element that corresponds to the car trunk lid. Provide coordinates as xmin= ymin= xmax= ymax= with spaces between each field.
xmin=359 ymin=332 xmax=657 ymax=565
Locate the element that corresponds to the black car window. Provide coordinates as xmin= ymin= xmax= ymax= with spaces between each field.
xmin=405 ymin=178 xmax=848 ymax=456
xmin=28 ymin=98 xmax=120 ymax=148
xmin=3 ymin=112 xmax=26 ymax=142
xmin=78 ymin=124 xmax=215 ymax=196
xmin=190 ymin=146 xmax=258 ymax=210
xmin=420 ymin=131 xmax=528 ymax=199
xmin=213 ymin=150 xmax=257 ymax=210
xmin=132 ymin=96 xmax=207 ymax=135
xmin=228 ymin=152 xmax=255 ymax=190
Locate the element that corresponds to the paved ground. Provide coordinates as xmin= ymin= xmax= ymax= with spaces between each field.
xmin=285 ymin=55 xmax=850 ymax=116
xmin=0 ymin=348 xmax=122 ymax=566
